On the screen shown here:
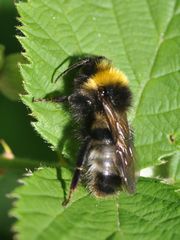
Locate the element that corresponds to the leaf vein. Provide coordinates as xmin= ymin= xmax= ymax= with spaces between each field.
xmin=133 ymin=1 xmax=177 ymax=122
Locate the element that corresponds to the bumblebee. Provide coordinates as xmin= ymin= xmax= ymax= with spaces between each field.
xmin=35 ymin=56 xmax=135 ymax=205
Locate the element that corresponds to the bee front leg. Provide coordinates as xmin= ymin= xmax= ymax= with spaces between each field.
xmin=32 ymin=96 xmax=68 ymax=103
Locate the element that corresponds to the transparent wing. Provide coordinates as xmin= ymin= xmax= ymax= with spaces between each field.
xmin=101 ymin=97 xmax=135 ymax=193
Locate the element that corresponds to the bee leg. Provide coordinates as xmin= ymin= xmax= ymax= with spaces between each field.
xmin=32 ymin=96 xmax=68 ymax=103
xmin=62 ymin=166 xmax=83 ymax=207
xmin=62 ymin=139 xmax=89 ymax=206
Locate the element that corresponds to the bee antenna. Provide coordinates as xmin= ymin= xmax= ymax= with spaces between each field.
xmin=53 ymin=58 xmax=93 ymax=83
xmin=52 ymin=56 xmax=106 ymax=83
xmin=51 ymin=56 xmax=70 ymax=83
xmin=55 ymin=59 xmax=90 ymax=82
xmin=52 ymin=57 xmax=100 ymax=82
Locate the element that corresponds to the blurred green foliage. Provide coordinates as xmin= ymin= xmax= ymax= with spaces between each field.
xmin=0 ymin=1 xmax=57 ymax=239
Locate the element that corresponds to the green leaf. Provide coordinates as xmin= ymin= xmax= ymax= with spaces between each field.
xmin=16 ymin=0 xmax=180 ymax=169
xmin=0 ymin=44 xmax=5 ymax=70
xmin=0 ymin=156 xmax=41 ymax=169
xmin=169 ymin=152 xmax=180 ymax=182
xmin=0 ymin=169 xmax=23 ymax=240
xmin=153 ymin=152 xmax=180 ymax=182
xmin=0 ymin=53 xmax=26 ymax=101
xmin=0 ymin=156 xmax=60 ymax=170
xmin=11 ymin=167 xmax=180 ymax=240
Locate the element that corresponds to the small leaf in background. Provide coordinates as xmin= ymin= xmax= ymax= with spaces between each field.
xmin=0 ymin=53 xmax=26 ymax=101
xmin=0 ymin=139 xmax=14 ymax=175
xmin=11 ymin=168 xmax=180 ymax=240
xmin=0 ymin=139 xmax=14 ymax=160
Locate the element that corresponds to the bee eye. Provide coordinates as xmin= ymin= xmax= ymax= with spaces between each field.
xmin=100 ymin=88 xmax=106 ymax=97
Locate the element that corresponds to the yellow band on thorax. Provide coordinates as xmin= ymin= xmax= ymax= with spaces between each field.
xmin=83 ymin=67 xmax=129 ymax=90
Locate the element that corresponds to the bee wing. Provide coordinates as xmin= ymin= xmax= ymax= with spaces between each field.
xmin=101 ymin=98 xmax=135 ymax=193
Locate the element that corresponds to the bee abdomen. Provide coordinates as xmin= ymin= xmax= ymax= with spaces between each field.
xmin=94 ymin=173 xmax=121 ymax=196
xmin=83 ymin=140 xmax=122 ymax=196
